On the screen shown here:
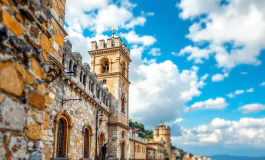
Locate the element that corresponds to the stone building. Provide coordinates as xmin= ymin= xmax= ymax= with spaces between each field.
xmin=0 ymin=0 xmax=131 ymax=159
xmin=129 ymin=131 xmax=147 ymax=159
xmin=153 ymin=122 xmax=177 ymax=160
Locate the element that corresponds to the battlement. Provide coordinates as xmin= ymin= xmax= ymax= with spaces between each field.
xmin=91 ymin=37 xmax=130 ymax=57
xmin=63 ymin=39 xmax=113 ymax=108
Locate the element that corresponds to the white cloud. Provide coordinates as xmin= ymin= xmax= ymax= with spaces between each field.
xmin=226 ymin=93 xmax=235 ymax=99
xmin=173 ymin=117 xmax=265 ymax=148
xmin=120 ymin=31 xmax=156 ymax=46
xmin=146 ymin=12 xmax=155 ymax=16
xmin=65 ymin=0 xmax=147 ymax=34
xmin=148 ymin=48 xmax=162 ymax=56
xmin=185 ymin=97 xmax=227 ymax=112
xmin=177 ymin=0 xmax=265 ymax=69
xmin=235 ymin=90 xmax=244 ymax=95
xmin=246 ymin=88 xmax=254 ymax=93
xmin=179 ymin=45 xmax=213 ymax=64
xmin=212 ymin=72 xmax=228 ymax=82
xmin=241 ymin=72 xmax=248 ymax=75
xmin=171 ymin=52 xmax=178 ymax=56
xmin=130 ymin=60 xmax=207 ymax=126
xmin=226 ymin=87 xmax=254 ymax=98
xmin=239 ymin=104 xmax=265 ymax=114
xmin=260 ymin=82 xmax=265 ymax=86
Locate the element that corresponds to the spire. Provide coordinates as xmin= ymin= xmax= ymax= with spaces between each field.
xmin=111 ymin=26 xmax=116 ymax=38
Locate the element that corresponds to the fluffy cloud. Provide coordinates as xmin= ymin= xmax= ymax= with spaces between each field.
xmin=120 ymin=31 xmax=156 ymax=46
xmin=129 ymin=60 xmax=207 ymax=127
xmin=260 ymin=82 xmax=265 ymax=86
xmin=226 ymin=87 xmax=254 ymax=98
xmin=211 ymin=72 xmax=228 ymax=82
xmin=177 ymin=0 xmax=265 ymax=69
xmin=239 ymin=104 xmax=265 ymax=114
xmin=185 ymin=97 xmax=227 ymax=112
xmin=246 ymin=88 xmax=254 ymax=93
xmin=173 ymin=117 xmax=265 ymax=148
xmin=235 ymin=90 xmax=245 ymax=95
xmin=148 ymin=48 xmax=162 ymax=56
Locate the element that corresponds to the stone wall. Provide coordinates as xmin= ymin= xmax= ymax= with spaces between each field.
xmin=0 ymin=0 xmax=67 ymax=159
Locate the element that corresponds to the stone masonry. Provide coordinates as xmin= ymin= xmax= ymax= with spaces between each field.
xmin=0 ymin=0 xmax=132 ymax=159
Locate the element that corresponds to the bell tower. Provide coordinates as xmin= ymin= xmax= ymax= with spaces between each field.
xmin=88 ymin=28 xmax=131 ymax=159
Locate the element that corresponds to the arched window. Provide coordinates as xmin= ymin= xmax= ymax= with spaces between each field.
xmin=83 ymin=75 xmax=86 ymax=86
xmin=83 ymin=125 xmax=92 ymax=158
xmin=90 ymin=82 xmax=94 ymax=93
xmin=69 ymin=60 xmax=72 ymax=71
xmin=80 ymin=71 xmax=83 ymax=82
xmin=105 ymin=98 xmax=109 ymax=106
xmin=101 ymin=59 xmax=109 ymax=73
xmin=57 ymin=119 xmax=65 ymax=157
xmin=121 ymin=95 xmax=125 ymax=113
xmin=97 ymin=89 xmax=100 ymax=99
xmin=73 ymin=64 xmax=77 ymax=77
xmin=54 ymin=113 xmax=72 ymax=158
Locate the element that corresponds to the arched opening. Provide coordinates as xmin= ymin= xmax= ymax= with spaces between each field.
xmin=83 ymin=125 xmax=92 ymax=158
xmin=69 ymin=60 xmax=72 ymax=71
xmin=101 ymin=59 xmax=109 ymax=73
xmin=57 ymin=119 xmax=66 ymax=157
xmin=121 ymin=141 xmax=125 ymax=160
xmin=121 ymin=95 xmax=126 ymax=113
xmin=83 ymin=74 xmax=86 ymax=86
xmin=90 ymin=82 xmax=94 ymax=93
xmin=99 ymin=133 xmax=105 ymax=158
xmin=54 ymin=112 xmax=72 ymax=158
xmin=97 ymin=89 xmax=100 ymax=99
xmin=73 ymin=64 xmax=77 ymax=77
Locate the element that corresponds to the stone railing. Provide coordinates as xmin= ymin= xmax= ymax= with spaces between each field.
xmin=129 ymin=132 xmax=148 ymax=144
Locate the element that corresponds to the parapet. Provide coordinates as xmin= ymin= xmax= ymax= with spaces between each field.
xmin=62 ymin=40 xmax=112 ymax=108
xmin=90 ymin=37 xmax=130 ymax=57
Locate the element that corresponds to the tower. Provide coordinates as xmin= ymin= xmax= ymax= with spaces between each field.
xmin=153 ymin=122 xmax=171 ymax=159
xmin=88 ymin=29 xmax=131 ymax=159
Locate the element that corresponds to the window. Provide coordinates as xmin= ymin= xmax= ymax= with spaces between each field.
xmin=69 ymin=60 xmax=72 ymax=71
xmin=57 ymin=119 xmax=65 ymax=157
xmin=101 ymin=59 xmax=109 ymax=73
xmin=121 ymin=95 xmax=125 ymax=113
xmin=97 ymin=89 xmax=100 ymax=99
xmin=83 ymin=125 xmax=92 ymax=158
xmin=80 ymin=71 xmax=83 ymax=82
xmin=73 ymin=64 xmax=77 ymax=77
xmin=83 ymin=75 xmax=86 ymax=86
xmin=90 ymin=82 xmax=94 ymax=93
xmin=55 ymin=112 xmax=72 ymax=158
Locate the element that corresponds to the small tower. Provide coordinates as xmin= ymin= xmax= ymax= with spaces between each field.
xmin=153 ymin=122 xmax=171 ymax=159
xmin=88 ymin=27 xmax=131 ymax=159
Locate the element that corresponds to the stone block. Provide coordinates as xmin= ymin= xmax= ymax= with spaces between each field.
xmin=0 ymin=97 xmax=25 ymax=130
xmin=28 ymin=91 xmax=45 ymax=110
xmin=0 ymin=61 xmax=24 ymax=96
xmin=1 ymin=10 xmax=23 ymax=36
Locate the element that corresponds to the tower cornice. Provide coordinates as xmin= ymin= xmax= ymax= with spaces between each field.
xmin=89 ymin=46 xmax=132 ymax=63
xmin=96 ymin=72 xmax=131 ymax=85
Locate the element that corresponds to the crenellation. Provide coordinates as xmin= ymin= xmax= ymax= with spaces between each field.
xmin=62 ymin=41 xmax=112 ymax=108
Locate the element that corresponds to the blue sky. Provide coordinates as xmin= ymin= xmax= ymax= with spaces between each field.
xmin=64 ymin=0 xmax=265 ymax=157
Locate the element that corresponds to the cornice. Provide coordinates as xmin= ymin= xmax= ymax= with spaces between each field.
xmin=129 ymin=138 xmax=147 ymax=145
xmin=96 ymin=72 xmax=131 ymax=85
xmin=108 ymin=122 xmax=130 ymax=130
xmin=61 ymin=76 xmax=111 ymax=116
xmin=89 ymin=46 xmax=132 ymax=63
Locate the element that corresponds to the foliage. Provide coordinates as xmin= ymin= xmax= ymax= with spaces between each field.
xmin=129 ymin=120 xmax=153 ymax=139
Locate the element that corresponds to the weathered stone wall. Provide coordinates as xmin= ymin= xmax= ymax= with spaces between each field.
xmin=44 ymin=78 xmax=109 ymax=159
xmin=0 ymin=0 xmax=66 ymax=159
